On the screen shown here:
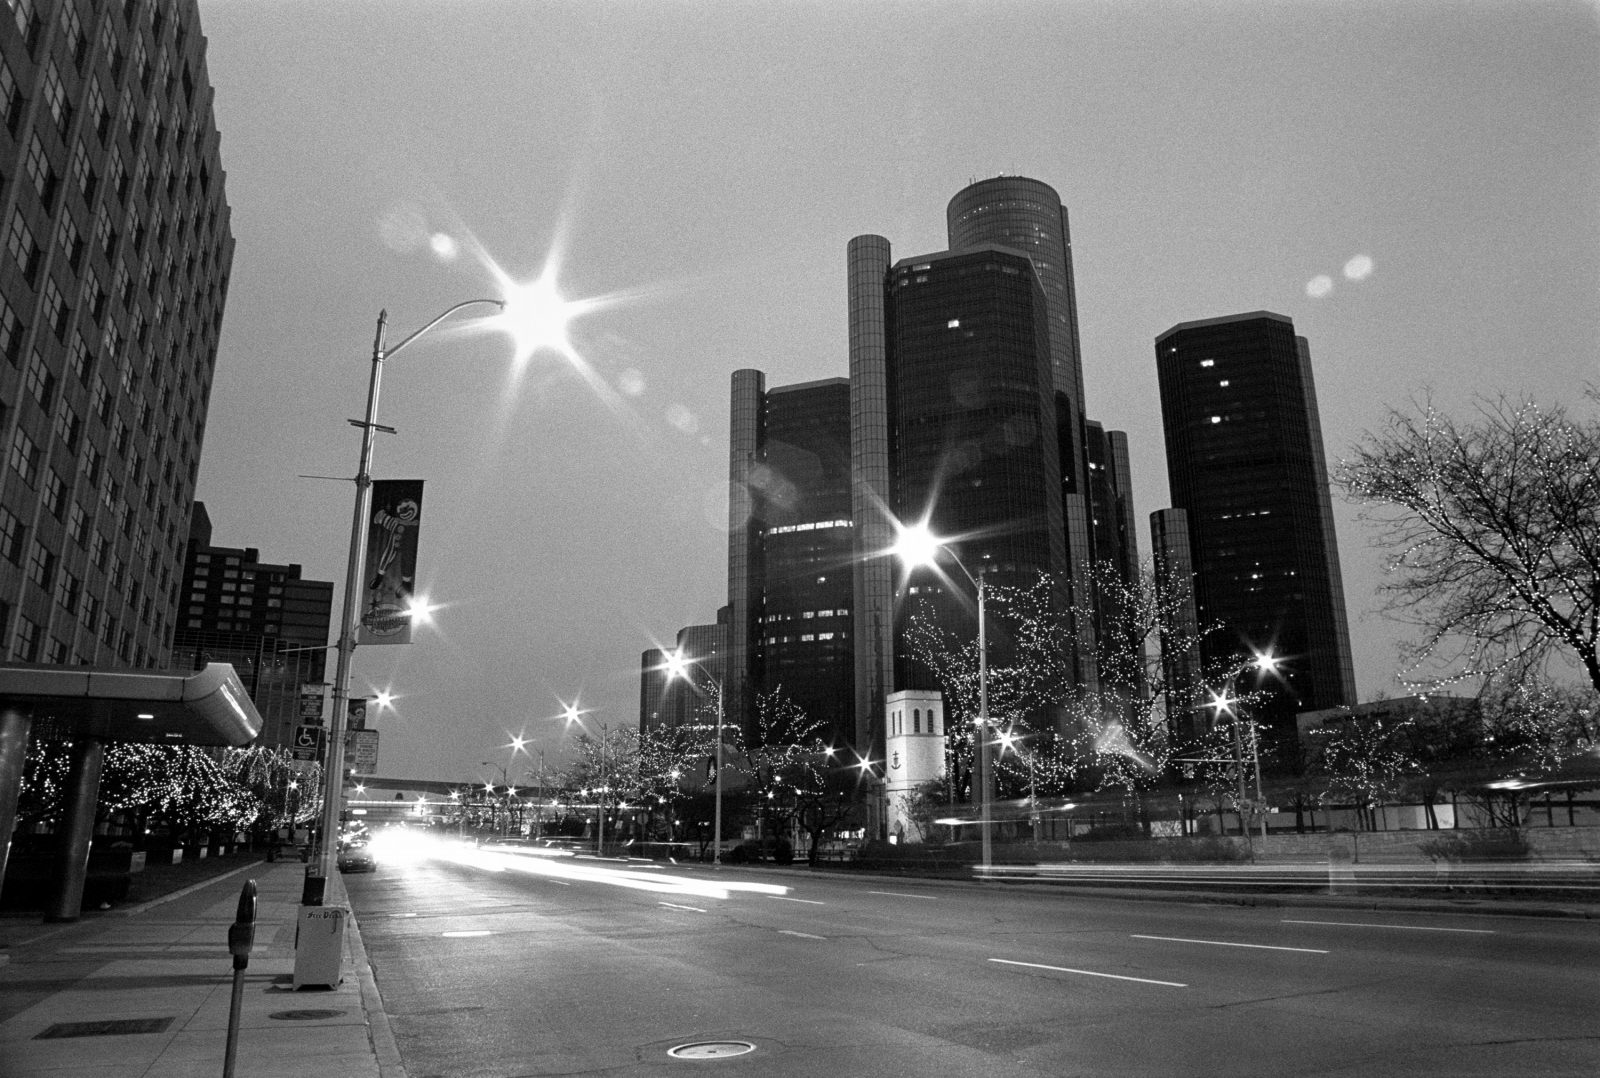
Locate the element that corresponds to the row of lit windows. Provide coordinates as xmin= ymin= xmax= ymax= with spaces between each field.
xmin=763 ymin=631 xmax=848 ymax=645
xmin=761 ymin=607 xmax=848 ymax=623
xmin=763 ymin=518 xmax=850 ymax=536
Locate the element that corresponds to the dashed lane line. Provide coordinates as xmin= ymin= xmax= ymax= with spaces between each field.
xmin=989 ymin=958 xmax=1187 ymax=988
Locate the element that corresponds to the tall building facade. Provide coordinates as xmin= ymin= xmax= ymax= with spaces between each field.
xmin=0 ymin=1 xmax=231 ymax=671
xmin=847 ymin=176 xmax=1133 ymax=766
xmin=725 ymin=372 xmax=854 ymax=746
xmin=946 ymin=177 xmax=1101 ymax=692
xmin=1155 ymin=311 xmax=1357 ymax=734
xmin=169 ymin=503 xmax=333 ymax=750
xmin=885 ymin=244 xmax=1067 ymax=692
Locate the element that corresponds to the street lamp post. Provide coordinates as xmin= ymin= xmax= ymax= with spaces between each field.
xmin=665 ymin=653 xmax=725 ymax=865
xmin=314 ymin=300 xmax=504 ymax=890
xmin=890 ymin=524 xmax=993 ymax=872
xmin=562 ymin=704 xmax=609 ymax=855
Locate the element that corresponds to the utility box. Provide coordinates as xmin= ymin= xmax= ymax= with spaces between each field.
xmin=292 ymin=905 xmax=347 ymax=988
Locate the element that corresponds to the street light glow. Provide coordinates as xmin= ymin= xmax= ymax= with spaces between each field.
xmin=889 ymin=519 xmax=942 ymax=569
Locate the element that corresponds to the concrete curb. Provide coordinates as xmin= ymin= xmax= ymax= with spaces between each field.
xmin=346 ymin=898 xmax=407 ymax=1078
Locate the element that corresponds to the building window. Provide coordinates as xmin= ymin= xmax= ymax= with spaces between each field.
xmin=26 ymin=539 xmax=55 ymax=589
xmin=0 ymin=294 xmax=20 ymax=364
xmin=56 ymin=212 xmax=84 ymax=270
xmin=42 ymin=468 xmax=65 ymax=517
xmin=95 ymin=204 xmax=116 ymax=254
xmin=0 ymin=55 xmax=21 ymax=134
xmin=0 ymin=506 xmax=25 ymax=564
xmin=14 ymin=616 xmax=41 ymax=663
xmin=25 ymin=350 xmax=55 ymax=406
xmin=42 ymin=61 xmax=71 ymax=135
xmin=82 ymin=593 xmax=99 ymax=632
xmin=72 ymin=142 xmax=96 ymax=201
xmin=66 ymin=500 xmax=88 ymax=544
xmin=59 ymin=2 xmax=86 ymax=69
xmin=42 ymin=278 xmax=69 ymax=339
xmin=68 ymin=333 xmax=91 ymax=383
xmin=7 ymin=211 xmax=40 ymax=284
xmin=26 ymin=134 xmax=56 ymax=202
xmin=55 ymin=569 xmax=80 ymax=611
xmin=89 ymin=530 xmax=107 ymax=568
xmin=87 ymin=80 xmax=109 ymax=142
xmin=9 ymin=427 xmax=39 ymax=485
xmin=54 ymin=402 xmax=81 ymax=449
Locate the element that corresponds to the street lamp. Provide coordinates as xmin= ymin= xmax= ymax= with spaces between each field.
xmin=890 ymin=522 xmax=993 ymax=872
xmin=314 ymin=299 xmax=505 ymax=889
xmin=562 ymin=702 xmax=609 ymax=855
xmin=1204 ymin=650 xmax=1277 ymax=847
xmin=665 ymin=650 xmax=725 ymax=865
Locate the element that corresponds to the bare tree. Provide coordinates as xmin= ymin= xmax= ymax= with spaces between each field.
xmin=1336 ymin=390 xmax=1600 ymax=693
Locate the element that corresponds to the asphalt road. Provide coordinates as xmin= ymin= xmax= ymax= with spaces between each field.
xmin=347 ymin=840 xmax=1599 ymax=1077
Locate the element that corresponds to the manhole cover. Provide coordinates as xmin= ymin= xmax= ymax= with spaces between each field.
xmin=668 ymin=1041 xmax=757 ymax=1060
xmin=36 ymin=1017 xmax=175 ymax=1039
xmin=268 ymin=1009 xmax=347 ymax=1021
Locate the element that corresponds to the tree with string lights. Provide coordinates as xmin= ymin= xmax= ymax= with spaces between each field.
xmin=1336 ymin=389 xmax=1600 ymax=693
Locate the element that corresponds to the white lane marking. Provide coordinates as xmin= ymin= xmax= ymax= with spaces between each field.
xmin=1282 ymin=919 xmax=1495 ymax=935
xmin=546 ymin=880 xmax=571 ymax=886
xmin=989 ymin=958 xmax=1186 ymax=988
xmin=770 ymin=896 xmax=826 ymax=905
xmin=779 ymin=929 xmax=826 ymax=939
xmin=1132 ymin=934 xmax=1329 ymax=954
xmin=868 ymin=891 xmax=936 ymax=900
xmin=441 ymin=931 xmax=492 ymax=938
xmin=660 ymin=902 xmax=707 ymax=913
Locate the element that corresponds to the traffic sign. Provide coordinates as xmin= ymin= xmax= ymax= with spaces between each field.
xmin=291 ymin=724 xmax=325 ymax=761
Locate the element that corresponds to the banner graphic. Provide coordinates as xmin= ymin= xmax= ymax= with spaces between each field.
xmin=359 ymin=479 xmax=424 ymax=645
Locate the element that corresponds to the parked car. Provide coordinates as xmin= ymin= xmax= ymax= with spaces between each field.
xmin=336 ymin=843 xmax=376 ymax=873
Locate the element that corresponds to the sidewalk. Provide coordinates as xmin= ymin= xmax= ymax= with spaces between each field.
xmin=0 ymin=860 xmax=396 ymax=1078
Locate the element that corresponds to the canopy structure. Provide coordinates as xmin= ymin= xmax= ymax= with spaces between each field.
xmin=0 ymin=663 xmax=264 ymax=922
xmin=0 ymin=663 xmax=262 ymax=746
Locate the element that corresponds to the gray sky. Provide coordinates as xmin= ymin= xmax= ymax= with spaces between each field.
xmin=193 ymin=0 xmax=1600 ymax=784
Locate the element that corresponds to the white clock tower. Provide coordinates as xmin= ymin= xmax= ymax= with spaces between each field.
xmin=884 ymin=689 xmax=947 ymax=842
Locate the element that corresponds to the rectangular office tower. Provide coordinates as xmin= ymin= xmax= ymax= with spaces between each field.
xmin=171 ymin=504 xmax=333 ymax=750
xmin=883 ymin=244 xmax=1068 ymax=694
xmin=0 ymin=1 xmax=232 ymax=669
xmin=726 ymin=372 xmax=855 ymax=746
xmin=1155 ymin=312 xmax=1357 ymax=734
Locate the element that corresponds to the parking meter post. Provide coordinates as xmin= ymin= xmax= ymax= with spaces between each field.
xmin=223 ymin=880 xmax=258 ymax=1078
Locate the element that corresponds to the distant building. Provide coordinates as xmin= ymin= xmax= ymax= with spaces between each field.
xmin=170 ymin=502 xmax=333 ymax=750
xmin=1155 ymin=311 xmax=1357 ymax=735
xmin=639 ymin=614 xmax=729 ymax=734
xmin=0 ymin=1 xmax=232 ymax=670
xmin=726 ymin=372 xmax=854 ymax=746
xmin=1150 ymin=507 xmax=1204 ymax=740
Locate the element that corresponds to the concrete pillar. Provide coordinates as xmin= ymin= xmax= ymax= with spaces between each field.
xmin=46 ymin=737 xmax=105 ymax=923
xmin=0 ymin=708 xmax=33 ymax=893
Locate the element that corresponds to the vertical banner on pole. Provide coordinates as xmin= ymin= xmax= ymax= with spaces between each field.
xmin=347 ymin=699 xmax=368 ymax=731
xmin=359 ymin=479 xmax=425 ymax=644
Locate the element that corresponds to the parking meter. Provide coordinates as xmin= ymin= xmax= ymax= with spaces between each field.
xmin=227 ymin=879 xmax=258 ymax=971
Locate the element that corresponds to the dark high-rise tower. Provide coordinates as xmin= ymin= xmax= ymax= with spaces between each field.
xmin=727 ymin=373 xmax=854 ymax=746
xmin=885 ymin=244 xmax=1067 ymax=692
xmin=0 ymin=1 xmax=232 ymax=670
xmin=847 ymin=176 xmax=1133 ymax=767
xmin=947 ymin=176 xmax=1099 ymax=691
xmin=1155 ymin=312 xmax=1357 ymax=733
